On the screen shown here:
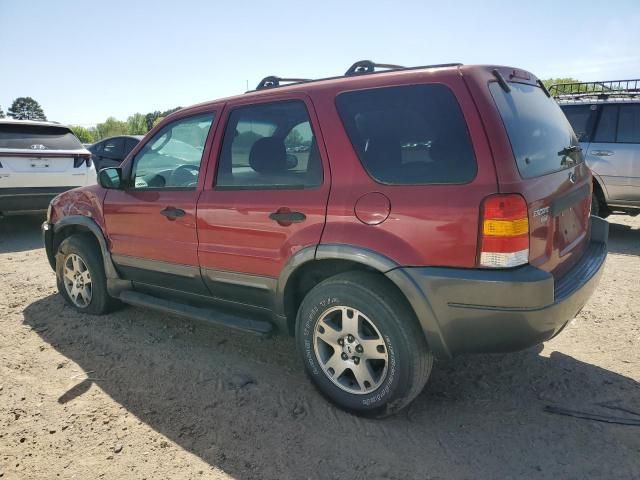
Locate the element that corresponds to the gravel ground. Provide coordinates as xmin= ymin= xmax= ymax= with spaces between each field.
xmin=0 ymin=214 xmax=639 ymax=480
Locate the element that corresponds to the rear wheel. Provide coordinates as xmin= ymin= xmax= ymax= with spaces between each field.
xmin=295 ymin=271 xmax=433 ymax=418
xmin=56 ymin=234 xmax=115 ymax=315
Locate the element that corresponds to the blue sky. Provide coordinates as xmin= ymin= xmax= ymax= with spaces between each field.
xmin=1 ymin=0 xmax=639 ymax=125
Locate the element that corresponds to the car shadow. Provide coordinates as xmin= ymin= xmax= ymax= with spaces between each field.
xmin=0 ymin=214 xmax=46 ymax=253
xmin=607 ymin=217 xmax=640 ymax=256
xmin=23 ymin=294 xmax=640 ymax=479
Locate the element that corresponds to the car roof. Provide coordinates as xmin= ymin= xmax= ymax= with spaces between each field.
xmin=0 ymin=119 xmax=72 ymax=129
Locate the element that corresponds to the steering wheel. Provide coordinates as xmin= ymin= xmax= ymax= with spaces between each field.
xmin=169 ymin=164 xmax=200 ymax=187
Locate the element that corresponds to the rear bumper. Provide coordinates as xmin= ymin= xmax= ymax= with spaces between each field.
xmin=389 ymin=216 xmax=608 ymax=358
xmin=0 ymin=187 xmax=75 ymax=214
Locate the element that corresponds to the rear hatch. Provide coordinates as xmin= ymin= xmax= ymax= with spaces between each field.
xmin=489 ymin=76 xmax=591 ymax=278
xmin=0 ymin=123 xmax=91 ymax=188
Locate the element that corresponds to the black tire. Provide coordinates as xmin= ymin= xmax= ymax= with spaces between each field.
xmin=295 ymin=271 xmax=433 ymax=418
xmin=55 ymin=234 xmax=116 ymax=315
xmin=591 ymin=191 xmax=609 ymax=218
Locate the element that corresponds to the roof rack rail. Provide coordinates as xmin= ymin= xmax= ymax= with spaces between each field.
xmin=256 ymin=76 xmax=312 ymax=90
xmin=344 ymin=60 xmax=406 ymax=76
xmin=549 ymin=79 xmax=640 ymax=99
xmin=249 ymin=61 xmax=463 ymax=93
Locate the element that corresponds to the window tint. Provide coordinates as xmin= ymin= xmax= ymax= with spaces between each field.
xmin=336 ymin=84 xmax=476 ymax=185
xmin=561 ymin=105 xmax=597 ymax=142
xmin=132 ymin=113 xmax=214 ymax=189
xmin=594 ymin=105 xmax=618 ymax=143
xmin=0 ymin=124 xmax=83 ymax=150
xmin=124 ymin=138 xmax=139 ymax=156
xmin=617 ymin=104 xmax=640 ymax=143
xmin=490 ymin=82 xmax=583 ymax=178
xmin=103 ymin=138 xmax=124 ymax=158
xmin=216 ymin=101 xmax=323 ymax=189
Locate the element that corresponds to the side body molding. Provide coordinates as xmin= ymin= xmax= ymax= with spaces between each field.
xmin=275 ymin=244 xmax=450 ymax=359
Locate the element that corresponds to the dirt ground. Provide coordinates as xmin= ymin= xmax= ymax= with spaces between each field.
xmin=0 ymin=215 xmax=639 ymax=480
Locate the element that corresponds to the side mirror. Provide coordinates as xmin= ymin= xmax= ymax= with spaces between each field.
xmin=286 ymin=153 xmax=298 ymax=170
xmin=98 ymin=167 xmax=123 ymax=189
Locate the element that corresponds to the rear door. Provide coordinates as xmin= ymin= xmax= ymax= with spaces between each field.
xmin=196 ymin=96 xmax=329 ymax=309
xmin=586 ymin=103 xmax=640 ymax=203
xmin=489 ymin=79 xmax=592 ymax=278
xmin=0 ymin=123 xmax=91 ymax=188
xmin=103 ymin=112 xmax=216 ymax=294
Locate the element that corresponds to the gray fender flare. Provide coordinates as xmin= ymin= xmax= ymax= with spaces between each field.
xmin=275 ymin=244 xmax=450 ymax=359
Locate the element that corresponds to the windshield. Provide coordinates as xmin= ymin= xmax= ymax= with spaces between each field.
xmin=490 ymin=82 xmax=583 ymax=178
xmin=0 ymin=124 xmax=84 ymax=150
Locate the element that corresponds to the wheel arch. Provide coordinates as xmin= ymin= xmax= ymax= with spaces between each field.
xmin=276 ymin=244 xmax=450 ymax=359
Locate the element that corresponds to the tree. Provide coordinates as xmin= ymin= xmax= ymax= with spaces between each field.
xmin=542 ymin=77 xmax=581 ymax=96
xmin=70 ymin=125 xmax=97 ymax=144
xmin=8 ymin=97 xmax=47 ymax=120
xmin=152 ymin=116 xmax=165 ymax=128
xmin=95 ymin=117 xmax=129 ymax=139
xmin=0 ymin=106 xmax=4 ymax=119
xmin=126 ymin=113 xmax=147 ymax=135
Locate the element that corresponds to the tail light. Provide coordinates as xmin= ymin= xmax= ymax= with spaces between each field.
xmin=479 ymin=194 xmax=529 ymax=268
xmin=74 ymin=156 xmax=91 ymax=168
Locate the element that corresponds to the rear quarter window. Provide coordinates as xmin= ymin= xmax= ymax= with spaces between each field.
xmin=490 ymin=82 xmax=583 ymax=178
xmin=0 ymin=124 xmax=84 ymax=150
xmin=336 ymin=84 xmax=477 ymax=185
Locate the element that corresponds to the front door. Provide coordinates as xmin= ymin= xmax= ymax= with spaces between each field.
xmin=103 ymin=111 xmax=216 ymax=294
xmin=197 ymin=97 xmax=329 ymax=308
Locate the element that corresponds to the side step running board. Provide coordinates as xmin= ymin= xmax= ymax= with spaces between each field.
xmin=119 ymin=290 xmax=273 ymax=335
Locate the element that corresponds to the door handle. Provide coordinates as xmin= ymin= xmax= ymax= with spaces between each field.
xmin=592 ymin=150 xmax=614 ymax=157
xmin=269 ymin=210 xmax=306 ymax=224
xmin=160 ymin=207 xmax=186 ymax=219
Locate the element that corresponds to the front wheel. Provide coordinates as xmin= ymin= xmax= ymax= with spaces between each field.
xmin=296 ymin=271 xmax=433 ymax=418
xmin=55 ymin=234 xmax=116 ymax=315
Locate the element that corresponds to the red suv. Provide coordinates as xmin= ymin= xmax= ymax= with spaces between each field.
xmin=43 ymin=61 xmax=608 ymax=417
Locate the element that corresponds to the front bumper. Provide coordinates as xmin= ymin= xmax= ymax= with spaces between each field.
xmin=390 ymin=216 xmax=608 ymax=358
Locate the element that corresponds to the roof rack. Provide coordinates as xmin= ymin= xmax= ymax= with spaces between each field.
xmin=256 ymin=76 xmax=312 ymax=90
xmin=549 ymin=79 xmax=640 ymax=100
xmin=344 ymin=60 xmax=405 ymax=76
xmin=250 ymin=60 xmax=463 ymax=93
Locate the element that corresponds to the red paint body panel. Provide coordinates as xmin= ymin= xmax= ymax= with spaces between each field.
xmin=196 ymin=94 xmax=330 ymax=278
xmin=50 ymin=184 xmax=107 ymax=228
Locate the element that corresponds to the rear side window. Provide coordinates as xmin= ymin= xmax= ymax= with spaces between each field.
xmin=336 ymin=84 xmax=477 ymax=185
xmin=0 ymin=124 xmax=83 ymax=150
xmin=490 ymin=82 xmax=583 ymax=178
xmin=594 ymin=105 xmax=618 ymax=143
xmin=561 ymin=104 xmax=597 ymax=142
xmin=617 ymin=104 xmax=640 ymax=143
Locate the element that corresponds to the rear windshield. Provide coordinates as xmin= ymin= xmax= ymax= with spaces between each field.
xmin=0 ymin=124 xmax=84 ymax=150
xmin=490 ymin=82 xmax=583 ymax=178
xmin=336 ymin=84 xmax=477 ymax=185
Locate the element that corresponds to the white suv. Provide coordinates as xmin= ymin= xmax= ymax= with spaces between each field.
xmin=0 ymin=119 xmax=95 ymax=216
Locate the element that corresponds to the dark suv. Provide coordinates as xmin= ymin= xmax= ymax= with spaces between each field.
xmin=43 ymin=62 xmax=608 ymax=417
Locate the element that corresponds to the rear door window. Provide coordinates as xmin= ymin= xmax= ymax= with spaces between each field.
xmin=103 ymin=138 xmax=124 ymax=158
xmin=561 ymin=104 xmax=597 ymax=142
xmin=490 ymin=82 xmax=583 ymax=178
xmin=0 ymin=124 xmax=83 ymax=150
xmin=593 ymin=105 xmax=618 ymax=143
xmin=336 ymin=84 xmax=477 ymax=185
xmin=617 ymin=104 xmax=640 ymax=143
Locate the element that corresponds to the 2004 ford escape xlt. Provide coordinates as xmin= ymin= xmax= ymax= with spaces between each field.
xmin=42 ymin=61 xmax=608 ymax=417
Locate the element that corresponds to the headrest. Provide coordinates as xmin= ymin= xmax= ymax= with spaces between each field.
xmin=249 ymin=137 xmax=287 ymax=174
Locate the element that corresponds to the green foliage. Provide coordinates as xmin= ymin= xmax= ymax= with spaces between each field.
xmin=126 ymin=113 xmax=147 ymax=135
xmin=541 ymin=78 xmax=581 ymax=90
xmin=145 ymin=107 xmax=181 ymax=131
xmin=284 ymin=128 xmax=304 ymax=147
xmin=70 ymin=125 xmax=97 ymax=144
xmin=8 ymin=97 xmax=47 ymax=121
xmin=95 ymin=116 xmax=129 ymax=139
xmin=152 ymin=116 xmax=165 ymax=128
